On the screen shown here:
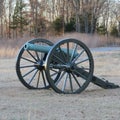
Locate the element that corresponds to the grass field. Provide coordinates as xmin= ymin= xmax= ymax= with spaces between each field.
xmin=0 ymin=33 xmax=120 ymax=58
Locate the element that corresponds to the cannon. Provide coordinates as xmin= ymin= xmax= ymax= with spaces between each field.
xmin=16 ymin=38 xmax=119 ymax=94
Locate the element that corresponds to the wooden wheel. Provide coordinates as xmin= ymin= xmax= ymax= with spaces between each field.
xmin=45 ymin=38 xmax=94 ymax=94
xmin=16 ymin=38 xmax=53 ymax=89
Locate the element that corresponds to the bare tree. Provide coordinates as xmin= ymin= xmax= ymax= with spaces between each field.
xmin=82 ymin=0 xmax=89 ymax=33
xmin=90 ymin=0 xmax=106 ymax=34
xmin=0 ymin=0 xmax=4 ymax=38
xmin=29 ymin=0 xmax=39 ymax=36
xmin=0 ymin=0 xmax=120 ymax=38
xmin=61 ymin=0 xmax=65 ymax=34
xmin=71 ymin=0 xmax=81 ymax=32
xmin=111 ymin=0 xmax=120 ymax=36
xmin=8 ymin=0 xmax=13 ymax=38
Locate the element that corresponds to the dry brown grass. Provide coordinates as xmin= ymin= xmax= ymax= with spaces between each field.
xmin=0 ymin=32 xmax=120 ymax=58
xmin=48 ymin=32 xmax=120 ymax=47
xmin=0 ymin=47 xmax=19 ymax=58
xmin=0 ymin=37 xmax=30 ymax=58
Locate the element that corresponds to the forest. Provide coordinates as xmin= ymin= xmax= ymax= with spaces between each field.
xmin=0 ymin=0 xmax=120 ymax=39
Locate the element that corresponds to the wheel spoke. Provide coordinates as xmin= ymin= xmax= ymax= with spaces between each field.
xmin=53 ymin=54 xmax=65 ymax=64
xmin=50 ymin=68 xmax=59 ymax=73
xmin=70 ymin=43 xmax=78 ymax=62
xmin=21 ymin=57 xmax=36 ymax=64
xmin=58 ymin=46 xmax=67 ymax=63
xmin=62 ymin=73 xmax=69 ymax=92
xmin=51 ymin=71 xmax=60 ymax=77
xmin=28 ymin=69 xmax=38 ymax=85
xmin=35 ymin=51 xmax=40 ymax=61
xmin=76 ymin=58 xmax=89 ymax=65
xmin=36 ymin=71 xmax=40 ymax=88
xmin=20 ymin=65 xmax=35 ymax=68
xmin=67 ymin=42 xmax=70 ymax=62
xmin=69 ymin=73 xmax=73 ymax=92
xmin=72 ymin=50 xmax=85 ymax=64
xmin=27 ymin=50 xmax=38 ymax=62
xmin=23 ymin=68 xmax=36 ymax=78
xmin=55 ymin=71 xmax=66 ymax=86
xmin=50 ymin=67 xmax=61 ymax=78
xmin=41 ymin=70 xmax=47 ymax=87
xmin=81 ymin=67 xmax=90 ymax=71
xmin=71 ymin=73 xmax=81 ymax=88
xmin=73 ymin=69 xmax=88 ymax=80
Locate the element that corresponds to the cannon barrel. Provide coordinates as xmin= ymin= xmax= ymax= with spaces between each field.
xmin=24 ymin=43 xmax=51 ymax=53
xmin=24 ymin=42 xmax=78 ymax=56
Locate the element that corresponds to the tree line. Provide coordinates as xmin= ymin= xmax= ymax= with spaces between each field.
xmin=0 ymin=0 xmax=120 ymax=39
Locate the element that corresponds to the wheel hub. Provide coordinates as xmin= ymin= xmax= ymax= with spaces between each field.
xmin=65 ymin=63 xmax=74 ymax=73
xmin=34 ymin=61 xmax=44 ymax=71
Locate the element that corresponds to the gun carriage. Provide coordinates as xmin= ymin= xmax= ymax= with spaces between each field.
xmin=16 ymin=38 xmax=119 ymax=94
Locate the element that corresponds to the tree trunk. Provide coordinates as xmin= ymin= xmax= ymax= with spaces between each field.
xmin=0 ymin=18 xmax=3 ymax=38
xmin=118 ymin=21 xmax=120 ymax=37
xmin=75 ymin=15 xmax=81 ymax=32
xmin=8 ymin=0 xmax=12 ymax=39
xmin=0 ymin=0 xmax=4 ymax=38
xmin=84 ymin=12 xmax=89 ymax=33
xmin=72 ymin=0 xmax=81 ymax=32
xmin=90 ymin=13 xmax=96 ymax=34
xmin=52 ymin=0 xmax=55 ymax=21
xmin=62 ymin=0 xmax=65 ymax=35
xmin=20 ymin=0 xmax=23 ymax=37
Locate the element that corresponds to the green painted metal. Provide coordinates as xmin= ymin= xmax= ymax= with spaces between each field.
xmin=24 ymin=42 xmax=78 ymax=57
xmin=24 ymin=43 xmax=51 ymax=53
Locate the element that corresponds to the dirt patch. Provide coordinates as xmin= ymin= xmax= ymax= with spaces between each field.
xmin=0 ymin=50 xmax=120 ymax=120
